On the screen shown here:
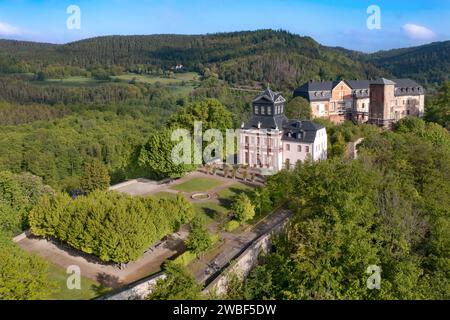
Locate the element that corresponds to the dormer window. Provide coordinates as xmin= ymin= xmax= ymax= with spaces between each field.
xmin=255 ymin=105 xmax=259 ymax=114
xmin=267 ymin=107 xmax=272 ymax=115
xmin=261 ymin=106 xmax=266 ymax=115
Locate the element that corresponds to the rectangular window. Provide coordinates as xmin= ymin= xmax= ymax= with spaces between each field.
xmin=297 ymin=145 xmax=302 ymax=152
xmin=245 ymin=152 xmax=249 ymax=164
xmin=267 ymin=107 xmax=272 ymax=115
xmin=245 ymin=136 xmax=249 ymax=145
xmin=306 ymin=146 xmax=310 ymax=153
xmin=261 ymin=106 xmax=266 ymax=115
xmin=255 ymin=106 xmax=259 ymax=114
xmin=286 ymin=144 xmax=290 ymax=151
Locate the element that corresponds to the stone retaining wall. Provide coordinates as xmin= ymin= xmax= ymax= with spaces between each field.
xmin=99 ymin=272 xmax=166 ymax=300
xmin=203 ymin=217 xmax=289 ymax=296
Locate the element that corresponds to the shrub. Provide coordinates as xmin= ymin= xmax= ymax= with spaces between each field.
xmin=185 ymin=216 xmax=211 ymax=254
xmin=232 ymin=193 xmax=255 ymax=223
xmin=225 ymin=220 xmax=240 ymax=233
xmin=173 ymin=251 xmax=197 ymax=266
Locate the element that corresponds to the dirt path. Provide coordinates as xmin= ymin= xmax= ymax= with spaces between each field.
xmin=17 ymin=226 xmax=189 ymax=288
xmin=190 ymin=208 xmax=293 ymax=284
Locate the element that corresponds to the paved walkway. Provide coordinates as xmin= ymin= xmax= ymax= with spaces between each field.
xmin=113 ymin=171 xmax=262 ymax=202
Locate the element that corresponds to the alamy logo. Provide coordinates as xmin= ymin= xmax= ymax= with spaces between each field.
xmin=367 ymin=5 xmax=381 ymax=30
xmin=171 ymin=122 xmax=240 ymax=166
xmin=67 ymin=5 xmax=81 ymax=30
xmin=366 ymin=265 xmax=381 ymax=290
xmin=66 ymin=265 xmax=81 ymax=290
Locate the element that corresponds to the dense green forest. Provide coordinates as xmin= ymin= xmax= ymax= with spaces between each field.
xmin=364 ymin=41 xmax=450 ymax=88
xmin=1 ymin=30 xmax=448 ymax=91
xmin=0 ymin=30 xmax=386 ymax=90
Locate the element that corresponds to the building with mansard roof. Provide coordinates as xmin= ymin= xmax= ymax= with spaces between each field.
xmin=294 ymin=78 xmax=425 ymax=127
xmin=239 ymin=88 xmax=327 ymax=174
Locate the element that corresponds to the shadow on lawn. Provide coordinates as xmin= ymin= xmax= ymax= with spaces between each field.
xmin=95 ymin=272 xmax=122 ymax=290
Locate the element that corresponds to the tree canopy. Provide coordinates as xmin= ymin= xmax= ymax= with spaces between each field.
xmin=235 ymin=118 xmax=450 ymax=300
xmin=29 ymin=191 xmax=195 ymax=263
xmin=0 ymin=232 xmax=56 ymax=300
xmin=147 ymin=261 xmax=202 ymax=300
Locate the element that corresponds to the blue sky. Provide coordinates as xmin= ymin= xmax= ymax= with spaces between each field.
xmin=0 ymin=0 xmax=449 ymax=52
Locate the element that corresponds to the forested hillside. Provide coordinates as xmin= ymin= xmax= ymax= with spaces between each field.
xmin=364 ymin=41 xmax=450 ymax=87
xmin=0 ymin=30 xmax=386 ymax=90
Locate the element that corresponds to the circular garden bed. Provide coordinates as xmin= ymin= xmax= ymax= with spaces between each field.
xmin=191 ymin=193 xmax=211 ymax=200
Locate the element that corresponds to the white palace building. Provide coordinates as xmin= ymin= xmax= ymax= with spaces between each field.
xmin=238 ymin=88 xmax=328 ymax=174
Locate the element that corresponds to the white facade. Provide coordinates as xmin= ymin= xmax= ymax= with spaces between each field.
xmin=239 ymin=126 xmax=327 ymax=173
xmin=238 ymin=88 xmax=328 ymax=174
xmin=239 ymin=129 xmax=284 ymax=174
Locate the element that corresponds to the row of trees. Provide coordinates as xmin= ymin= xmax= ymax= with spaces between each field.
xmin=29 ymin=191 xmax=194 ymax=263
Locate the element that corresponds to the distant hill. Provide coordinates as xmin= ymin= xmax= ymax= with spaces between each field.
xmin=0 ymin=30 xmax=448 ymax=90
xmin=363 ymin=41 xmax=450 ymax=87
xmin=0 ymin=30 xmax=386 ymax=90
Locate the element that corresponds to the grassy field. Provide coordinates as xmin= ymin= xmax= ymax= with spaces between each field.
xmin=32 ymin=76 xmax=107 ymax=87
xmin=192 ymin=183 xmax=253 ymax=222
xmin=32 ymin=72 xmax=200 ymax=89
xmin=47 ymin=264 xmax=110 ymax=300
xmin=216 ymin=183 xmax=253 ymax=200
xmin=171 ymin=178 xmax=224 ymax=193
xmin=112 ymin=72 xmax=200 ymax=85
xmin=153 ymin=191 xmax=179 ymax=199
xmin=193 ymin=201 xmax=230 ymax=224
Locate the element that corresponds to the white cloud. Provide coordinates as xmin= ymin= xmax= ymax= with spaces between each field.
xmin=402 ymin=23 xmax=435 ymax=41
xmin=0 ymin=21 xmax=21 ymax=36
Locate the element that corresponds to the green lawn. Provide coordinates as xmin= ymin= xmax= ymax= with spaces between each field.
xmin=216 ymin=183 xmax=253 ymax=200
xmin=152 ymin=191 xmax=179 ymax=200
xmin=47 ymin=264 xmax=110 ymax=300
xmin=171 ymin=178 xmax=224 ymax=193
xmin=193 ymin=201 xmax=229 ymax=223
